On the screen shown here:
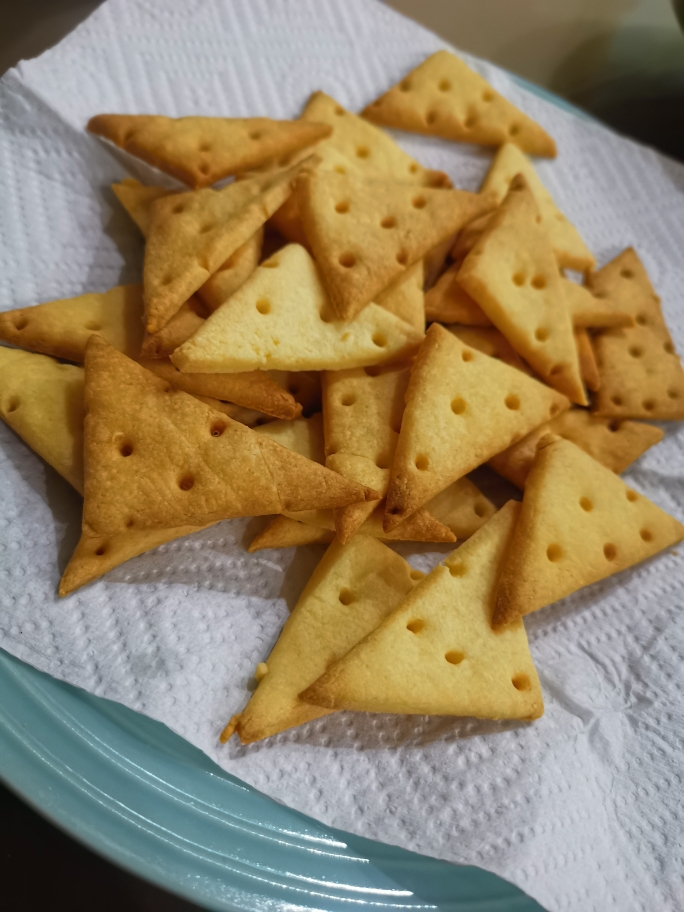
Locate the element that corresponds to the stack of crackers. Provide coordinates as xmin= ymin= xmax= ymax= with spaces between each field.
xmin=1 ymin=50 xmax=683 ymax=746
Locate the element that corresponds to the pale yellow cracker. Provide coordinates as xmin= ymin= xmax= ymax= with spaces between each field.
xmin=235 ymin=536 xmax=422 ymax=742
xmin=449 ymin=326 xmax=532 ymax=373
xmin=362 ymin=50 xmax=556 ymax=158
xmin=376 ymin=261 xmax=425 ymax=332
xmin=71 ymin=337 xmax=377 ymax=541
xmin=0 ymin=285 xmax=145 ymax=362
xmin=562 ymin=277 xmax=633 ymax=330
xmin=139 ymin=358 xmax=301 ymax=420
xmin=493 ymin=435 xmax=684 ymax=627
xmin=588 ymin=248 xmax=684 ymax=420
xmin=139 ymin=297 xmax=209 ymax=359
xmin=424 ymin=262 xmax=491 ymax=326
xmin=299 ymin=170 xmax=495 ymax=319
xmin=301 ymin=502 xmax=543 ymax=720
xmin=384 ymin=323 xmax=569 ymax=531
xmin=480 ymin=143 xmax=593 ymax=271
xmin=171 ymin=244 xmax=423 ymax=374
xmin=458 ymin=175 xmax=587 ymax=405
xmin=89 ymin=114 xmax=330 ymax=188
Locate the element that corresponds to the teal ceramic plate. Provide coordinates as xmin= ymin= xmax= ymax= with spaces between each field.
xmin=0 ymin=74 xmax=587 ymax=912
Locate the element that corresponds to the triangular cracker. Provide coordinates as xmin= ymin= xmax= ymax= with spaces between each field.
xmin=424 ymin=262 xmax=491 ymax=325
xmin=494 ymin=436 xmax=684 ymax=627
xmin=362 ymin=50 xmax=556 ymax=158
xmin=171 ymin=244 xmax=423 ymax=373
xmin=450 ymin=326 xmax=532 ymax=373
xmin=299 ymin=170 xmax=495 ymax=319
xmin=144 ymin=157 xmax=315 ymax=333
xmin=488 ymin=408 xmax=664 ymax=489
xmin=376 ymin=261 xmax=425 ymax=332
xmin=139 ymin=358 xmax=301 ymax=420
xmin=235 ymin=536 xmax=422 ymax=742
xmin=254 ymin=413 xmax=324 ymax=463
xmin=480 ymin=143 xmax=593 ymax=271
xmin=384 ymin=323 xmax=569 ymax=530
xmin=0 ymin=285 xmax=145 ymax=362
xmin=139 ymin=297 xmax=209 ymax=359
xmin=575 ymin=328 xmax=600 ymax=392
xmin=301 ymin=502 xmax=543 ymax=720
xmin=113 ymin=178 xmax=264 ymax=314
xmin=248 ymin=515 xmax=334 ymax=551
xmin=425 ymin=477 xmax=497 ymax=538
xmin=0 ymin=347 xmax=85 ymax=494
xmin=588 ymin=249 xmax=684 ymax=420
xmin=73 ymin=337 xmax=377 ymax=540
xmin=458 ymin=175 xmax=587 ymax=404
xmin=562 ymin=277 xmax=633 ymax=330
xmin=89 ymin=114 xmax=330 ymax=188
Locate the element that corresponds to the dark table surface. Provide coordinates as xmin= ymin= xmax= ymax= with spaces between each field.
xmin=1 ymin=3 xmax=683 ymax=911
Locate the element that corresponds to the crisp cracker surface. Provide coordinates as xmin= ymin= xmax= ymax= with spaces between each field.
xmin=302 ymin=502 xmax=543 ymax=720
xmin=493 ymin=436 xmax=684 ymax=626
xmin=172 ymin=244 xmax=423 ymax=373
xmin=237 ymin=536 xmax=421 ymax=742
xmin=424 ymin=262 xmax=492 ymax=326
xmin=362 ymin=50 xmax=556 ymax=158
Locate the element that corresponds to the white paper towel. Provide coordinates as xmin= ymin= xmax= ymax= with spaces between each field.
xmin=1 ymin=2 xmax=684 ymax=910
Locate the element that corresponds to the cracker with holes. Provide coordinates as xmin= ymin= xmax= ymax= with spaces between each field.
xmin=113 ymin=178 xmax=265 ymax=314
xmin=488 ymin=408 xmax=663 ymax=490
xmin=144 ymin=157 xmax=317 ymax=334
xmin=362 ymin=50 xmax=556 ymax=158
xmin=298 ymin=170 xmax=495 ymax=320
xmin=249 ymin=515 xmax=335 ymax=551
xmin=493 ymin=435 xmax=684 ymax=628
xmin=268 ymin=370 xmax=322 ymax=416
xmin=172 ymin=244 xmax=423 ymax=373
xmin=375 ymin=261 xmax=425 ymax=333
xmin=424 ymin=262 xmax=492 ymax=325
xmin=383 ymin=324 xmax=568 ymax=531
xmin=268 ymin=91 xmax=450 ymax=244
xmin=301 ymin=502 xmax=543 ymax=720
xmin=588 ymin=248 xmax=684 ymax=419
xmin=0 ymin=284 xmax=145 ymax=362
xmin=479 ymin=143 xmax=594 ymax=271
xmin=139 ymin=359 xmax=301 ymax=420
xmin=231 ymin=536 xmax=423 ymax=743
xmin=89 ymin=114 xmax=331 ymax=188
xmin=69 ymin=336 xmax=377 ymax=543
xmin=458 ymin=175 xmax=587 ymax=405
xmin=449 ymin=326 xmax=532 ymax=373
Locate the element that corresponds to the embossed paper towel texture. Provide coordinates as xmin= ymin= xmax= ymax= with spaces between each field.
xmin=1 ymin=1 xmax=684 ymax=910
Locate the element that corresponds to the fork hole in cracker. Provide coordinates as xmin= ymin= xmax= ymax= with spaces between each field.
xmin=341 ymin=393 xmax=356 ymax=406
xmin=210 ymin=421 xmax=226 ymax=438
xmin=408 ymin=163 xmax=419 ymax=174
xmin=162 ymin=274 xmax=174 ymax=286
xmin=381 ymin=216 xmax=397 ymax=229
xmin=396 ymin=250 xmax=409 ymax=266
xmin=642 ymin=399 xmax=656 ymax=411
xmin=334 ymin=165 xmax=347 ymax=175
xmin=626 ymin=489 xmax=638 ymax=502
xmin=339 ymin=588 xmax=355 ymax=606
xmin=13 ymin=315 xmax=28 ymax=331
xmin=535 ymin=327 xmax=549 ymax=342
xmin=356 ymin=146 xmax=370 ymax=159
xmin=449 ymin=561 xmax=467 ymax=577
xmin=505 ymin=394 xmax=520 ymax=411
xmin=334 ymin=106 xmax=345 ymax=116
xmin=451 ymin=397 xmax=466 ymax=415
xmin=640 ymin=529 xmax=653 ymax=542
xmin=608 ymin=419 xmax=622 ymax=432
xmin=335 ymin=201 xmax=350 ymax=214
xmin=95 ymin=544 xmax=107 ymax=556
xmin=6 ymin=396 xmax=20 ymax=413
xmin=620 ymin=268 xmax=634 ymax=279
xmin=410 ymin=570 xmax=424 ymax=581
xmin=339 ymin=252 xmax=356 ymax=268
xmin=119 ymin=442 xmax=133 ymax=457
xmin=482 ymin=90 xmax=494 ymax=102
xmin=372 ymin=332 xmax=388 ymax=348
xmin=198 ymin=142 xmax=211 ymax=152
xmin=198 ymin=163 xmax=210 ymax=176
xmin=635 ymin=314 xmax=647 ymax=326
xmin=546 ymin=543 xmax=563 ymax=562
xmin=512 ymin=272 xmax=525 ymax=287
xmin=508 ymin=124 xmax=521 ymax=136
xmin=375 ymin=452 xmax=391 ymax=469
xmin=438 ymin=79 xmax=451 ymax=92
xmin=85 ymin=321 xmax=101 ymax=331
xmin=445 ymin=651 xmax=465 ymax=665
xmin=668 ymin=388 xmax=680 ymax=399
xmin=414 ymin=454 xmax=429 ymax=471
xmin=125 ymin=518 xmax=135 ymax=529
xmin=628 ymin=346 xmax=643 ymax=358
xmin=549 ymin=364 xmax=563 ymax=377
xmin=512 ymin=673 xmax=531 ymax=691
xmin=474 ymin=502 xmax=487 ymax=518
xmin=412 ymin=195 xmax=427 ymax=209
xmin=603 ymin=543 xmax=617 ymax=561
xmin=426 ymin=111 xmax=438 ymax=126
xmin=178 ymin=474 xmax=195 ymax=491
xmin=531 ymin=275 xmax=546 ymax=290
xmin=461 ymin=349 xmax=474 ymax=362
xmin=580 ymin=497 xmax=593 ymax=512
xmin=611 ymin=395 xmax=623 ymax=406
xmin=664 ymin=341 xmax=675 ymax=354
xmin=249 ymin=130 xmax=262 ymax=141
xmin=256 ymin=298 xmax=271 ymax=315
xmin=200 ymin=222 xmax=215 ymax=234
xmin=465 ymin=115 xmax=477 ymax=129
xmin=406 ymin=619 xmax=425 ymax=634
